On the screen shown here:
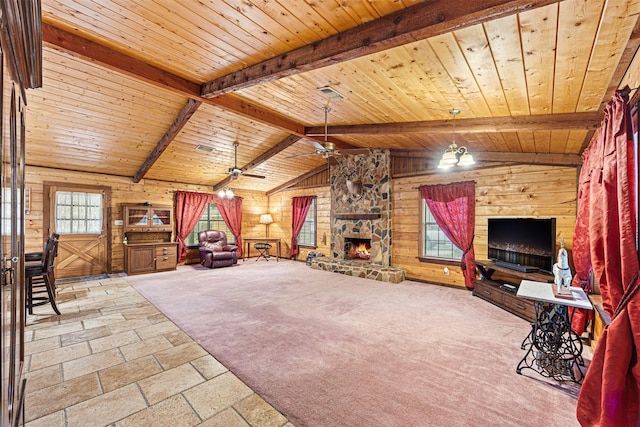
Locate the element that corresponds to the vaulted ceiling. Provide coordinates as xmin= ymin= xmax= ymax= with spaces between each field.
xmin=24 ymin=0 xmax=640 ymax=193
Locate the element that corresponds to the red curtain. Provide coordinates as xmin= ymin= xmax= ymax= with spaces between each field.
xmin=576 ymin=91 xmax=640 ymax=426
xmin=175 ymin=191 xmax=213 ymax=262
xmin=419 ymin=181 xmax=476 ymax=289
xmin=213 ymin=195 xmax=243 ymax=258
xmin=570 ymin=140 xmax=598 ymax=335
xmin=290 ymin=196 xmax=314 ymax=258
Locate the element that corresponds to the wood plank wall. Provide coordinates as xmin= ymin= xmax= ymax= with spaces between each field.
xmin=25 ymin=163 xmax=577 ymax=286
xmin=393 ymin=164 xmax=578 ymax=288
xmin=267 ymin=187 xmax=332 ymax=259
xmin=25 ymin=166 xmax=268 ymax=271
xmin=268 ymin=164 xmax=577 ymax=289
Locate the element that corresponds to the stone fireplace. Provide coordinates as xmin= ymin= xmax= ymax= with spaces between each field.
xmin=310 ymin=149 xmax=406 ymax=283
xmin=330 ymin=149 xmax=392 ymax=266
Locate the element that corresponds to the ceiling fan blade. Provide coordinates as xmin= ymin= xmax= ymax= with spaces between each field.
xmin=307 ymin=140 xmax=326 ymax=150
xmin=242 ymin=173 xmax=266 ymax=179
xmin=328 ymin=156 xmax=339 ymax=166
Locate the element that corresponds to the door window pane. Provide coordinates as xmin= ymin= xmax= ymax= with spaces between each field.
xmin=55 ymin=191 xmax=103 ymax=234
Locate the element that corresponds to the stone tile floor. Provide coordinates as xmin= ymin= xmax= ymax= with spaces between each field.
xmin=23 ymin=274 xmax=292 ymax=427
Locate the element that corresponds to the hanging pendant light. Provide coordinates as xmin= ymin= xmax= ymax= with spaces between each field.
xmin=217 ymin=186 xmax=235 ymax=199
xmin=437 ymin=109 xmax=475 ymax=169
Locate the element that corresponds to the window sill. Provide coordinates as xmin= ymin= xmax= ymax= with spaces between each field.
xmin=417 ymin=256 xmax=459 ymax=266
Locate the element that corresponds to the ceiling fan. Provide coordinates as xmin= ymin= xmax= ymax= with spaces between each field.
xmin=225 ymin=142 xmax=266 ymax=180
xmin=289 ymin=105 xmax=369 ymax=160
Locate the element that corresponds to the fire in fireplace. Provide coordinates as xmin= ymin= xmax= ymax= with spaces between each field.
xmin=345 ymin=237 xmax=371 ymax=261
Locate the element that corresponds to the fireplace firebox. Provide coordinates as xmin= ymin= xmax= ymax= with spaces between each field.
xmin=344 ymin=237 xmax=371 ymax=261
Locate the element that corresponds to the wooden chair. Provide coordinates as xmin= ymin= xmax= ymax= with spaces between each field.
xmin=25 ymin=233 xmax=60 ymax=315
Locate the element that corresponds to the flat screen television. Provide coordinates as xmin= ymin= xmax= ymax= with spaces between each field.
xmin=487 ymin=217 xmax=556 ymax=273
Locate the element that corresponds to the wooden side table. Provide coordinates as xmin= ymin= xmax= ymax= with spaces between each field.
xmin=243 ymin=238 xmax=281 ymax=262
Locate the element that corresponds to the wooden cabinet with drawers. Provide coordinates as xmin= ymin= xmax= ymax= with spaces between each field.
xmin=473 ymin=260 xmax=554 ymax=322
xmin=155 ymin=244 xmax=178 ymax=271
xmin=124 ymin=242 xmax=178 ymax=275
xmin=123 ymin=203 xmax=177 ymax=275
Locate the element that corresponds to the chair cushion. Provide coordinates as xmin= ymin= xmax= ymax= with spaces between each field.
xmin=202 ymin=241 xmax=224 ymax=252
xmin=210 ymin=251 xmax=234 ymax=260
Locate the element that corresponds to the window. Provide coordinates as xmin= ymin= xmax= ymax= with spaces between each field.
xmin=297 ymin=197 xmax=316 ymax=246
xmin=422 ymin=199 xmax=462 ymax=260
xmin=55 ymin=191 xmax=103 ymax=234
xmin=185 ymin=203 xmax=233 ymax=246
xmin=1 ymin=187 xmax=15 ymax=235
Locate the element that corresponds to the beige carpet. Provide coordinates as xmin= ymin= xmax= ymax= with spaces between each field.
xmin=127 ymin=260 xmax=583 ymax=427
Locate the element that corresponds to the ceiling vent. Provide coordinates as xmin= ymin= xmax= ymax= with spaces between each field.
xmin=195 ymin=144 xmax=215 ymax=153
xmin=317 ymin=85 xmax=346 ymax=100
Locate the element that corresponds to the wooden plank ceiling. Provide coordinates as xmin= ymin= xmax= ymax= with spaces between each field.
xmin=26 ymin=0 xmax=640 ymax=193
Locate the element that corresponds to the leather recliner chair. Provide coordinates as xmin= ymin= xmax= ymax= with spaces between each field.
xmin=197 ymin=230 xmax=238 ymax=268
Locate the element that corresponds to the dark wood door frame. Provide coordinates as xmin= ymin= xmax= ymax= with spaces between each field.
xmin=43 ymin=181 xmax=113 ymax=274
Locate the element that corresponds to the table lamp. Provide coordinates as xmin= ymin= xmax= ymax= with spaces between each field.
xmin=259 ymin=214 xmax=273 ymax=237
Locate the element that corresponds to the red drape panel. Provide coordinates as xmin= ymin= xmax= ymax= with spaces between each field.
xmin=576 ymin=91 xmax=640 ymax=426
xmin=213 ymin=195 xmax=243 ymax=258
xmin=290 ymin=196 xmax=314 ymax=258
xmin=419 ymin=181 xmax=476 ymax=290
xmin=570 ymin=141 xmax=598 ymax=335
xmin=175 ymin=191 xmax=214 ymax=262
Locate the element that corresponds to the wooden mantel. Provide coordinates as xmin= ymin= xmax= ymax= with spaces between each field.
xmin=333 ymin=213 xmax=382 ymax=220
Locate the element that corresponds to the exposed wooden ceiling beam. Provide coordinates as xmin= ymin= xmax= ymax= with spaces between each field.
xmin=242 ymin=134 xmax=303 ymax=171
xmin=211 ymin=176 xmax=233 ymax=193
xmin=133 ymin=99 xmax=202 ymax=183
xmin=41 ymin=23 xmax=304 ymax=136
xmin=392 ymin=149 xmax=582 ymax=166
xmin=212 ymin=134 xmax=303 ymax=191
xmin=42 ymin=22 xmax=200 ymax=97
xmin=270 ymin=147 xmax=580 ymax=190
xmin=306 ymin=113 xmax=600 ymax=136
xmin=201 ymin=0 xmax=561 ymax=98
xmin=42 ymin=22 xmax=348 ymax=188
xmin=266 ymin=163 xmax=329 ymax=196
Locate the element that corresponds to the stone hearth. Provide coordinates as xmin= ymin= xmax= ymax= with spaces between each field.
xmin=311 ymin=257 xmax=406 ymax=284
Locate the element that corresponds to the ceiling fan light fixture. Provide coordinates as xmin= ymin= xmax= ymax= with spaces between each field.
xmin=224 ymin=142 xmax=266 ymax=180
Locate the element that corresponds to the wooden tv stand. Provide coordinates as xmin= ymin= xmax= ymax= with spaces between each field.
xmin=473 ymin=260 xmax=554 ymax=322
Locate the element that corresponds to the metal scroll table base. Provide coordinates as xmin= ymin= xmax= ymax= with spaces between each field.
xmin=516 ymin=302 xmax=585 ymax=383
